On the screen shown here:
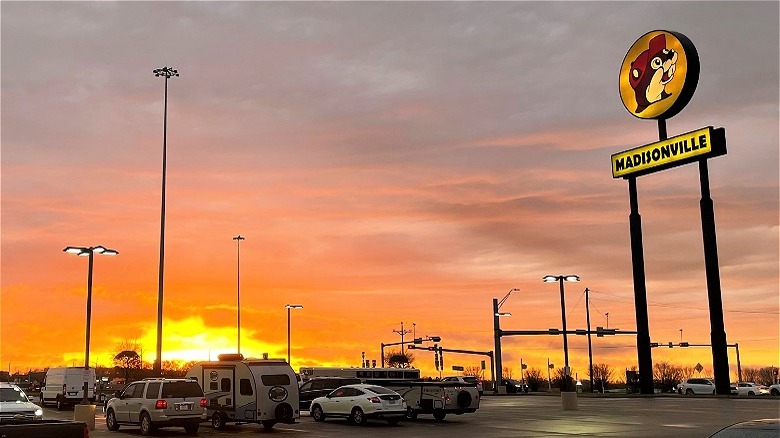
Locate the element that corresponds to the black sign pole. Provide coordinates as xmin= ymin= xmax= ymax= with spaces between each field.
xmin=698 ymin=159 xmax=731 ymax=394
xmin=628 ymin=175 xmax=654 ymax=395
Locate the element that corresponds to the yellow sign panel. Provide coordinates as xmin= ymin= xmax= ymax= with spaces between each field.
xmin=611 ymin=127 xmax=726 ymax=178
xmin=619 ymin=30 xmax=699 ymax=120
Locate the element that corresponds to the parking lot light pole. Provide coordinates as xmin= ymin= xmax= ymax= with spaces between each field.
xmin=493 ymin=288 xmax=518 ymax=394
xmin=285 ymin=305 xmax=303 ymax=364
xmin=64 ymin=245 xmax=118 ymax=404
xmin=233 ymin=235 xmax=245 ymax=354
xmin=544 ymin=275 xmax=579 ymax=391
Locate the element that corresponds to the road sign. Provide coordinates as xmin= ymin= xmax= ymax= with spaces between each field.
xmin=452 ymin=366 xmax=464 ymax=371
xmin=695 ymin=363 xmax=704 ymax=374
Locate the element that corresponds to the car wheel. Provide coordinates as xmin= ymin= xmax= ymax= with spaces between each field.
xmin=433 ymin=410 xmax=447 ymax=421
xmin=387 ymin=418 xmax=400 ymax=426
xmin=350 ymin=407 xmax=366 ymax=425
xmin=56 ymin=396 xmax=65 ymax=411
xmin=685 ymin=389 xmax=694 ymax=395
xmin=405 ymin=407 xmax=418 ymax=420
xmin=772 ymin=389 xmax=779 ymax=396
xmin=106 ymin=409 xmax=120 ymax=431
xmin=184 ymin=421 xmax=199 ymax=435
xmin=212 ymin=412 xmax=226 ymax=430
xmin=311 ymin=404 xmax=326 ymax=422
xmin=748 ymin=391 xmax=755 ymax=396
xmin=140 ymin=412 xmax=153 ymax=436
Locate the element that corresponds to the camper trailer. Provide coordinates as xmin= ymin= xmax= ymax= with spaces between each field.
xmin=185 ymin=354 xmax=299 ymax=431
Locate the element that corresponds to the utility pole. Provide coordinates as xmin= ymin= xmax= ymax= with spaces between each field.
xmin=393 ymin=322 xmax=413 ymax=356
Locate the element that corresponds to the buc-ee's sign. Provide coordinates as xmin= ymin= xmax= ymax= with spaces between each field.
xmin=619 ymin=30 xmax=699 ymax=120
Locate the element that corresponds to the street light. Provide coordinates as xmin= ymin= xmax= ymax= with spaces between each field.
xmin=63 ymin=245 xmax=118 ymax=404
xmin=233 ymin=235 xmax=245 ymax=354
xmin=285 ymin=304 xmax=303 ymax=364
xmin=493 ymin=288 xmax=518 ymax=394
xmin=544 ymin=274 xmax=580 ymax=391
xmin=153 ymin=65 xmax=178 ymax=376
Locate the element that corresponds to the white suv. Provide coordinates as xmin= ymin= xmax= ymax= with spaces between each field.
xmin=105 ymin=378 xmax=206 ymax=435
xmin=677 ymin=378 xmax=715 ymax=395
xmin=0 ymin=382 xmax=43 ymax=421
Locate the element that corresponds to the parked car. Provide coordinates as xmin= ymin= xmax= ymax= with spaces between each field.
xmin=768 ymin=383 xmax=780 ymax=396
xmin=502 ymin=379 xmax=528 ymax=394
xmin=0 ymin=382 xmax=43 ymax=422
xmin=299 ymin=377 xmax=361 ymax=410
xmin=105 ymin=378 xmax=206 ymax=435
xmin=735 ymin=382 xmax=767 ymax=396
xmin=441 ymin=376 xmax=483 ymax=395
xmin=708 ymin=418 xmax=780 ymax=438
xmin=310 ymin=384 xmax=407 ymax=425
xmin=677 ymin=378 xmax=715 ymax=395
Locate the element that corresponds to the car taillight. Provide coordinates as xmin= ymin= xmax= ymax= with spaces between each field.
xmin=155 ymin=400 xmax=168 ymax=409
xmin=368 ymin=397 xmax=381 ymax=403
xmin=200 ymin=398 xmax=207 ymax=407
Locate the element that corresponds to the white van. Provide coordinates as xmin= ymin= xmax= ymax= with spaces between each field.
xmin=40 ymin=367 xmax=96 ymax=410
xmin=185 ymin=354 xmax=299 ymax=431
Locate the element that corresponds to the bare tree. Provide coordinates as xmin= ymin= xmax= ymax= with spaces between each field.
xmin=384 ymin=349 xmax=414 ymax=368
xmin=502 ymin=366 xmax=513 ymax=380
xmin=653 ymin=361 xmax=683 ymax=393
xmin=589 ymin=363 xmax=614 ymax=393
xmin=113 ymin=338 xmax=143 ymax=381
xmin=462 ymin=366 xmax=484 ymax=380
xmin=525 ymin=368 xmax=544 ymax=392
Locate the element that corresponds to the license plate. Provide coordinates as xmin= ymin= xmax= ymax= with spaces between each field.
xmin=388 ymin=399 xmax=397 ymax=404
xmin=175 ymin=403 xmax=193 ymax=411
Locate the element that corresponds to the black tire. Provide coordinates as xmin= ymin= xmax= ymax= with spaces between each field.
xmin=387 ymin=418 xmax=400 ymax=426
xmin=184 ymin=422 xmax=199 ymax=435
xmin=311 ymin=404 xmax=326 ymax=422
xmin=56 ymin=396 xmax=65 ymax=411
xmin=685 ymin=388 xmax=694 ymax=395
xmin=262 ymin=421 xmax=276 ymax=431
xmin=212 ymin=412 xmax=226 ymax=430
xmin=140 ymin=412 xmax=153 ymax=436
xmin=39 ymin=394 xmax=45 ymax=405
xmin=771 ymin=388 xmax=779 ymax=396
xmin=405 ymin=407 xmax=417 ymax=420
xmin=350 ymin=407 xmax=366 ymax=425
xmin=105 ymin=409 xmax=120 ymax=431
xmin=748 ymin=391 xmax=755 ymax=396
xmin=456 ymin=390 xmax=472 ymax=408
xmin=433 ymin=410 xmax=446 ymax=421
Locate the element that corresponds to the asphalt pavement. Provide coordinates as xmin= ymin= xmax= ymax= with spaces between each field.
xmin=43 ymin=393 xmax=780 ymax=437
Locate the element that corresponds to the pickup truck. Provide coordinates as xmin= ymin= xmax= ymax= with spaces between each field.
xmin=0 ymin=419 xmax=89 ymax=438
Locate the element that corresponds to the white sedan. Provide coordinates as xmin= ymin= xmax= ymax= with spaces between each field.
xmin=310 ymin=384 xmax=407 ymax=425
xmin=735 ymin=382 xmax=767 ymax=396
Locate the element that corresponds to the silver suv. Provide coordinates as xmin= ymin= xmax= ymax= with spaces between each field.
xmin=105 ymin=378 xmax=205 ymax=435
xmin=677 ymin=377 xmax=715 ymax=395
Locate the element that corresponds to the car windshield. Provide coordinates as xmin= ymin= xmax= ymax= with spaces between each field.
xmin=365 ymin=386 xmax=395 ymax=395
xmin=0 ymin=388 xmax=29 ymax=402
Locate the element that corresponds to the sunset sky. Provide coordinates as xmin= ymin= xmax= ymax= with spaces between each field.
xmin=2 ymin=2 xmax=777 ymax=381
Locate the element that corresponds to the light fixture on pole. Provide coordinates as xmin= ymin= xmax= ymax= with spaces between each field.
xmin=153 ymin=65 xmax=178 ymax=376
xmin=285 ymin=304 xmax=303 ymax=364
xmin=543 ymin=274 xmax=580 ymax=391
xmin=493 ymin=288 xmax=518 ymax=394
xmin=64 ymin=245 xmax=118 ymax=404
xmin=233 ymin=235 xmax=245 ymax=354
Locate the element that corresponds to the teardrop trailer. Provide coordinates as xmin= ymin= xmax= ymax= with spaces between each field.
xmin=185 ymin=354 xmax=299 ymax=431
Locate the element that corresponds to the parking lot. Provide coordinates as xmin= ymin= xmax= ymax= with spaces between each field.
xmin=42 ymin=394 xmax=779 ymax=438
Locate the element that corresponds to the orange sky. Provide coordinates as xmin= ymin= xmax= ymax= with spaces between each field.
xmin=1 ymin=2 xmax=778 ymax=380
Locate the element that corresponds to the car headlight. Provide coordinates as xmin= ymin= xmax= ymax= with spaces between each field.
xmin=35 ymin=408 xmax=43 ymax=418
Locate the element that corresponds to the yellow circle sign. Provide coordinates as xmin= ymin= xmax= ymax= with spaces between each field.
xmin=619 ymin=30 xmax=699 ymax=120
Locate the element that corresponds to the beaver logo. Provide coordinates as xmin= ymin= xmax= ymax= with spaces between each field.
xmin=628 ymin=34 xmax=678 ymax=113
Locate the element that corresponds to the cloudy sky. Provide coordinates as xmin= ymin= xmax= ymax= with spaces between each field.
xmin=2 ymin=1 xmax=777 ymax=379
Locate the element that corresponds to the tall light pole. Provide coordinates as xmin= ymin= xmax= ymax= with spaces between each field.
xmin=585 ymin=287 xmax=594 ymax=392
xmin=64 ymin=245 xmax=118 ymax=404
xmin=285 ymin=305 xmax=303 ymax=364
xmin=153 ymin=66 xmax=178 ymax=376
xmin=544 ymin=274 xmax=579 ymax=391
xmin=493 ymin=288 xmax=518 ymax=394
xmin=233 ymin=235 xmax=245 ymax=354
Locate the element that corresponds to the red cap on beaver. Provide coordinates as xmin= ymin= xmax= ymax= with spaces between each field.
xmin=629 ymin=34 xmax=667 ymax=89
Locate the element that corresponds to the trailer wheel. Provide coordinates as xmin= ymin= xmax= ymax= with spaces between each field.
xmin=456 ymin=390 xmax=472 ymax=408
xmin=262 ymin=420 xmax=276 ymax=431
xmin=433 ymin=410 xmax=446 ymax=421
xmin=212 ymin=411 xmax=227 ymax=430
xmin=405 ymin=407 xmax=417 ymax=420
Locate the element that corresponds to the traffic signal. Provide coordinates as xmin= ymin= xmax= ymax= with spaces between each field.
xmin=679 ymin=342 xmax=689 ymax=347
xmin=413 ymin=337 xmax=423 ymax=344
xmin=481 ymin=360 xmax=486 ymax=370
xmin=439 ymin=346 xmax=444 ymax=368
xmin=371 ymin=360 xmax=376 ymax=368
xmin=430 ymin=336 xmax=441 ymax=342
xmin=434 ymin=344 xmax=440 ymax=371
